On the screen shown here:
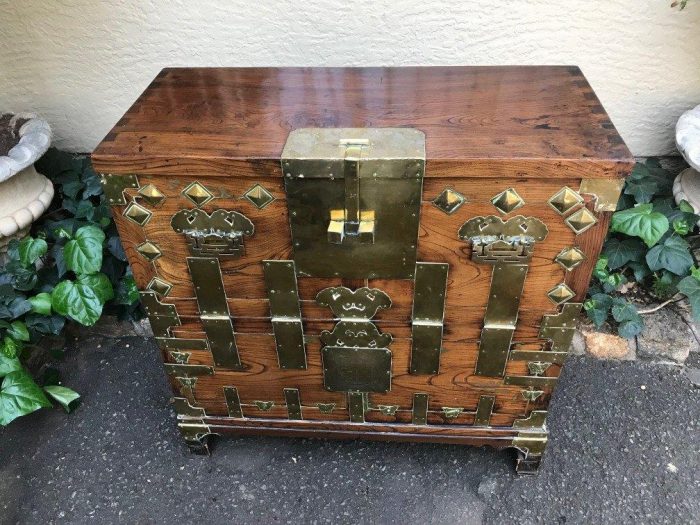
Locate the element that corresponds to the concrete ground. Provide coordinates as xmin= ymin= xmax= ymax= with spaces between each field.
xmin=1 ymin=326 xmax=698 ymax=525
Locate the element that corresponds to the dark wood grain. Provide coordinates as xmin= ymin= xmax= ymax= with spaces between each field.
xmin=92 ymin=67 xmax=633 ymax=178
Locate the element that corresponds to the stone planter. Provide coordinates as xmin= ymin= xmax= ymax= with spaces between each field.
xmin=673 ymin=104 xmax=700 ymax=214
xmin=0 ymin=114 xmax=54 ymax=259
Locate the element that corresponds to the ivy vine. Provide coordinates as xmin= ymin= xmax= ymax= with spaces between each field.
xmin=0 ymin=149 xmax=140 ymax=426
xmin=585 ymin=159 xmax=700 ymax=337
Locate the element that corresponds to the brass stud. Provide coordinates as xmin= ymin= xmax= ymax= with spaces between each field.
xmin=432 ymin=188 xmax=466 ymax=214
xmin=491 ymin=188 xmax=524 ymax=214
xmin=138 ymin=184 xmax=166 ymax=206
xmin=136 ymin=241 xmax=162 ymax=262
xmin=548 ymin=187 xmax=584 ymax=215
xmin=565 ymin=207 xmax=598 ymax=235
xmin=554 ymin=247 xmax=586 ymax=271
xmin=147 ymin=276 xmax=173 ymax=297
xmin=547 ymin=283 xmax=576 ymax=305
xmin=182 ymin=181 xmax=214 ymax=207
xmin=123 ymin=202 xmax=152 ymax=226
xmin=244 ymin=184 xmax=275 ymax=209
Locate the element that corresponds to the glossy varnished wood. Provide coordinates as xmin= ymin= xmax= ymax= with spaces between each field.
xmin=92 ymin=67 xmax=634 ymax=178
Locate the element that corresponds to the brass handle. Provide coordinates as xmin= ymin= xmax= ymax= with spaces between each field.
xmin=327 ymin=139 xmax=376 ymax=244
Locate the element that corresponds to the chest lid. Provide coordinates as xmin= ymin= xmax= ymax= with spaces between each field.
xmin=91 ymin=66 xmax=634 ymax=179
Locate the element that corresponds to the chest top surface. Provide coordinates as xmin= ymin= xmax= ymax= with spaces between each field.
xmin=92 ymin=66 xmax=633 ymax=177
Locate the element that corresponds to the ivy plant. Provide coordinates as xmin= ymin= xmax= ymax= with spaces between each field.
xmin=0 ymin=149 xmax=140 ymax=425
xmin=584 ymin=158 xmax=700 ymax=337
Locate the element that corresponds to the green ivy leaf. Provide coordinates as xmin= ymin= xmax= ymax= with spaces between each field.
xmin=603 ymin=237 xmax=645 ymax=270
xmin=618 ymin=318 xmax=644 ymax=339
xmin=610 ymin=204 xmax=669 ymax=247
xmin=679 ymin=275 xmax=700 ymax=321
xmin=691 ymin=266 xmax=700 ymax=280
xmin=43 ymin=385 xmax=80 ymax=413
xmin=679 ymin=199 xmax=695 ymax=213
xmin=0 ymin=370 xmax=52 ymax=426
xmin=583 ymin=293 xmax=613 ymax=328
xmin=628 ymin=261 xmax=652 ymax=282
xmin=0 ymin=337 xmax=20 ymax=358
xmin=672 ymin=217 xmax=692 ymax=236
xmin=0 ymin=354 xmax=22 ymax=377
xmin=611 ymin=299 xmax=644 ymax=338
xmin=18 ymin=237 xmax=48 ymax=267
xmin=51 ymin=280 xmax=103 ymax=326
xmin=81 ymin=165 xmax=103 ymax=198
xmin=61 ymin=179 xmax=84 ymax=200
xmin=624 ymin=171 xmax=658 ymax=204
xmin=7 ymin=321 xmax=29 ymax=342
xmin=645 ymin=235 xmax=694 ymax=275
xmin=652 ymin=270 xmax=681 ymax=299
xmin=10 ymin=267 xmax=38 ymax=292
xmin=63 ymin=225 xmax=105 ymax=275
xmin=24 ymin=314 xmax=65 ymax=336
xmin=77 ymin=273 xmax=114 ymax=304
xmin=115 ymin=275 xmax=139 ymax=305
xmin=28 ymin=292 xmax=52 ymax=315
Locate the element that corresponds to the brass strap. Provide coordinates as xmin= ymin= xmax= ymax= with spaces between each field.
xmin=188 ymin=257 xmax=243 ymax=370
xmin=263 ymin=260 xmax=307 ymax=370
xmin=412 ymin=392 xmax=429 ymax=425
xmin=474 ymin=395 xmax=495 ymax=426
xmin=284 ymin=388 xmax=303 ymax=420
xmin=223 ymin=386 xmax=244 ymax=418
xmin=348 ymin=392 xmax=366 ymax=423
xmin=475 ymin=262 xmax=529 ymax=377
xmin=140 ymin=292 xmax=181 ymax=338
xmin=410 ymin=262 xmax=449 ymax=375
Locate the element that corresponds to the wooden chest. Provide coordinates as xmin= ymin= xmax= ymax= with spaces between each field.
xmin=92 ymin=67 xmax=633 ymax=474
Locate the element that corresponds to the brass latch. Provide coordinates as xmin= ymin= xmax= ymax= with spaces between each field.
xmin=328 ymin=139 xmax=376 ymax=244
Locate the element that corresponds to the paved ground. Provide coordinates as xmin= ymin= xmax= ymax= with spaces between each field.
xmin=1 ymin=328 xmax=698 ymax=525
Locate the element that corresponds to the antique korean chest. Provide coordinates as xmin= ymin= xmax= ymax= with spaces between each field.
xmin=92 ymin=66 xmax=633 ymax=474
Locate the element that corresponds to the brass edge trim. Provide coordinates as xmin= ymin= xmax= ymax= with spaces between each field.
xmin=504 ymin=376 xmax=558 ymax=388
xmin=172 ymin=397 xmax=206 ymax=418
xmin=579 ymin=178 xmax=625 ymax=212
xmin=509 ymin=350 xmax=568 ymax=365
xmin=513 ymin=410 xmax=548 ymax=429
xmin=140 ymin=292 xmax=181 ymax=338
xmin=512 ymin=432 xmax=548 ymax=457
xmin=101 ymin=173 xmax=139 ymax=206
xmin=163 ymin=364 xmax=214 ymax=377
xmin=410 ymin=262 xmax=449 ymax=375
xmin=157 ymin=338 xmax=209 ymax=351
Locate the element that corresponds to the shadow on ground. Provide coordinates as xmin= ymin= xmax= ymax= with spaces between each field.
xmin=1 ymin=331 xmax=698 ymax=524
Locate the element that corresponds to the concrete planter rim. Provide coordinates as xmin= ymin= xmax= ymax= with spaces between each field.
xmin=0 ymin=112 xmax=52 ymax=183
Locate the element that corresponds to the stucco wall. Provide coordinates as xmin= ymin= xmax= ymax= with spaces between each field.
xmin=1 ymin=0 xmax=699 ymax=155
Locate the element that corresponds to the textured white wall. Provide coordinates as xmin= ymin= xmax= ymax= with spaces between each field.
xmin=0 ymin=0 xmax=699 ymax=155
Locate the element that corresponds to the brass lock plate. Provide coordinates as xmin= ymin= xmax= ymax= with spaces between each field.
xmin=322 ymin=346 xmax=392 ymax=393
xmin=282 ymin=128 xmax=425 ymax=279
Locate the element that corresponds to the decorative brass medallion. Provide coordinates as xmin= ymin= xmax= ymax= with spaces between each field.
xmin=432 ymin=188 xmax=466 ymax=214
xmin=554 ymin=247 xmax=586 ymax=271
xmin=442 ymin=407 xmax=463 ymax=420
xmin=527 ymin=361 xmax=552 ymax=376
xmin=316 ymin=402 xmax=336 ymax=414
xmin=459 ymin=215 xmax=548 ymax=377
xmin=491 ymin=188 xmax=524 ymax=214
xmin=317 ymin=287 xmax=393 ymax=393
xmin=123 ymin=202 xmax=152 ymax=226
xmin=254 ymin=401 xmax=275 ymax=411
xmin=182 ymin=181 xmax=215 ymax=207
xmin=548 ymin=187 xmax=583 ymax=215
xmin=138 ymin=184 xmax=166 ymax=206
xmin=522 ymin=389 xmax=544 ymax=402
xmin=171 ymin=209 xmax=254 ymax=258
xmin=244 ymin=184 xmax=275 ymax=209
xmin=147 ymin=276 xmax=173 ymax=298
xmin=565 ymin=207 xmax=598 ymax=235
xmin=169 ymin=351 xmax=190 ymax=364
xmin=136 ymin=241 xmax=162 ymax=261
xmin=547 ymin=283 xmax=576 ymax=305
xmin=376 ymin=404 xmax=399 ymax=416
xmin=282 ymin=128 xmax=425 ymax=279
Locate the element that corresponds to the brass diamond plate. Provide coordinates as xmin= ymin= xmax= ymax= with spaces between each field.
xmin=136 ymin=241 xmax=162 ymax=261
xmin=123 ymin=202 xmax=152 ymax=226
xmin=138 ymin=184 xmax=166 ymax=206
xmin=147 ymin=277 xmax=173 ymax=297
xmin=547 ymin=283 xmax=576 ymax=305
xmin=565 ymin=207 xmax=598 ymax=234
xmin=182 ymin=182 xmax=214 ymax=207
xmin=432 ymin=188 xmax=465 ymax=214
xmin=548 ymin=187 xmax=584 ymax=215
xmin=244 ymin=184 xmax=275 ymax=209
xmin=491 ymin=188 xmax=524 ymax=214
xmin=554 ymin=247 xmax=586 ymax=271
